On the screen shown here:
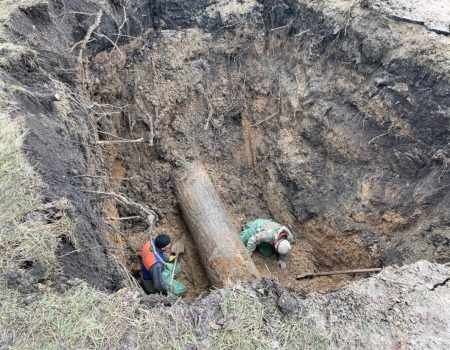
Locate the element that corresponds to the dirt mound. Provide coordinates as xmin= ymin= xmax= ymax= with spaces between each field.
xmin=2 ymin=260 xmax=448 ymax=349
xmin=270 ymin=260 xmax=450 ymax=349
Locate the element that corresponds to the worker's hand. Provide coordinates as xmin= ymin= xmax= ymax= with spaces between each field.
xmin=278 ymin=260 xmax=286 ymax=270
xmin=168 ymin=254 xmax=176 ymax=263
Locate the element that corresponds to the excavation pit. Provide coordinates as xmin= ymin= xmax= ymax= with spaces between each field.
xmin=3 ymin=0 xmax=449 ymax=298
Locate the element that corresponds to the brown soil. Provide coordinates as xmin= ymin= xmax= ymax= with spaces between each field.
xmin=2 ymin=0 xmax=449 ymax=297
xmin=66 ymin=0 xmax=450 ymax=296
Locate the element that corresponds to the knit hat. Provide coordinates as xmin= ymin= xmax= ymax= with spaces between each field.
xmin=275 ymin=239 xmax=291 ymax=255
xmin=154 ymin=234 xmax=171 ymax=249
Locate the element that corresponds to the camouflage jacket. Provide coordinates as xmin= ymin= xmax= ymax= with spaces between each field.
xmin=246 ymin=220 xmax=294 ymax=259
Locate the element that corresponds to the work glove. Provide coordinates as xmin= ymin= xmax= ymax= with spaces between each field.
xmin=278 ymin=260 xmax=286 ymax=270
xmin=168 ymin=254 xmax=176 ymax=263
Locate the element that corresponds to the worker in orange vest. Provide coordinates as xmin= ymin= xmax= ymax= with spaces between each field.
xmin=141 ymin=234 xmax=186 ymax=295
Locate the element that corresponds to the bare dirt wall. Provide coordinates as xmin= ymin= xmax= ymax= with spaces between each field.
xmin=2 ymin=0 xmax=449 ymax=295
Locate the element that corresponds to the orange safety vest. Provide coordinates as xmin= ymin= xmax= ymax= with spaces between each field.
xmin=141 ymin=241 xmax=158 ymax=270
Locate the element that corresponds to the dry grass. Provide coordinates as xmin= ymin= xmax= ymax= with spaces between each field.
xmin=213 ymin=287 xmax=330 ymax=350
xmin=0 ymin=43 xmax=37 ymax=70
xmin=0 ymin=112 xmax=41 ymax=226
xmin=212 ymin=287 xmax=272 ymax=349
xmin=0 ymin=199 xmax=76 ymax=277
xmin=0 ymin=221 xmax=61 ymax=275
xmin=0 ymin=112 xmax=77 ymax=276
xmin=0 ymin=0 xmax=39 ymax=26
xmin=0 ymin=282 xmax=199 ymax=350
xmin=0 ymin=281 xmax=330 ymax=350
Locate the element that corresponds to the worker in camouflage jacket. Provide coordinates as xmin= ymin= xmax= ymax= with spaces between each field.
xmin=240 ymin=219 xmax=294 ymax=269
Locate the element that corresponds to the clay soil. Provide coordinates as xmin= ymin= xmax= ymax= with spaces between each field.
xmin=2 ymin=0 xmax=449 ymax=297
xmin=85 ymin=26 xmax=378 ymax=297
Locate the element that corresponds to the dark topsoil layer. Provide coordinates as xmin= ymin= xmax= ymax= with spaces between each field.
xmin=1 ymin=0 xmax=449 ymax=293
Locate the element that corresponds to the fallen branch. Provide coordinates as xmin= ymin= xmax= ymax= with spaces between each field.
xmin=97 ymin=137 xmax=144 ymax=145
xmin=70 ymin=10 xmax=103 ymax=62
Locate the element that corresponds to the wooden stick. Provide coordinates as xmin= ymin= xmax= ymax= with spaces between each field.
xmin=296 ymin=267 xmax=382 ymax=280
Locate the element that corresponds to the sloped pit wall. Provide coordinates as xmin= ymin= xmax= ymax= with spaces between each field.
xmin=89 ymin=0 xmax=449 ymax=281
xmin=2 ymin=0 xmax=161 ymax=290
xmin=3 ymin=0 xmax=449 ymax=292
xmin=257 ymin=0 xmax=450 ymax=266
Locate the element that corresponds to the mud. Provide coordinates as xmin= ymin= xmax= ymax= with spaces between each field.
xmin=1 ymin=0 xmax=449 ymax=297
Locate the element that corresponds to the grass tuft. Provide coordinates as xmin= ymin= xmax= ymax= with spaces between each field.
xmin=0 ymin=0 xmax=39 ymax=27
xmin=0 ymin=112 xmax=41 ymax=226
xmin=212 ymin=287 xmax=330 ymax=350
xmin=0 ymin=43 xmax=37 ymax=70
xmin=213 ymin=287 xmax=272 ymax=350
xmin=0 ymin=221 xmax=61 ymax=275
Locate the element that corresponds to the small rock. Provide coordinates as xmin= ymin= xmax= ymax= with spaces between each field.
xmin=57 ymin=283 xmax=69 ymax=293
xmin=277 ymin=290 xmax=299 ymax=315
xmin=209 ymin=321 xmax=222 ymax=330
